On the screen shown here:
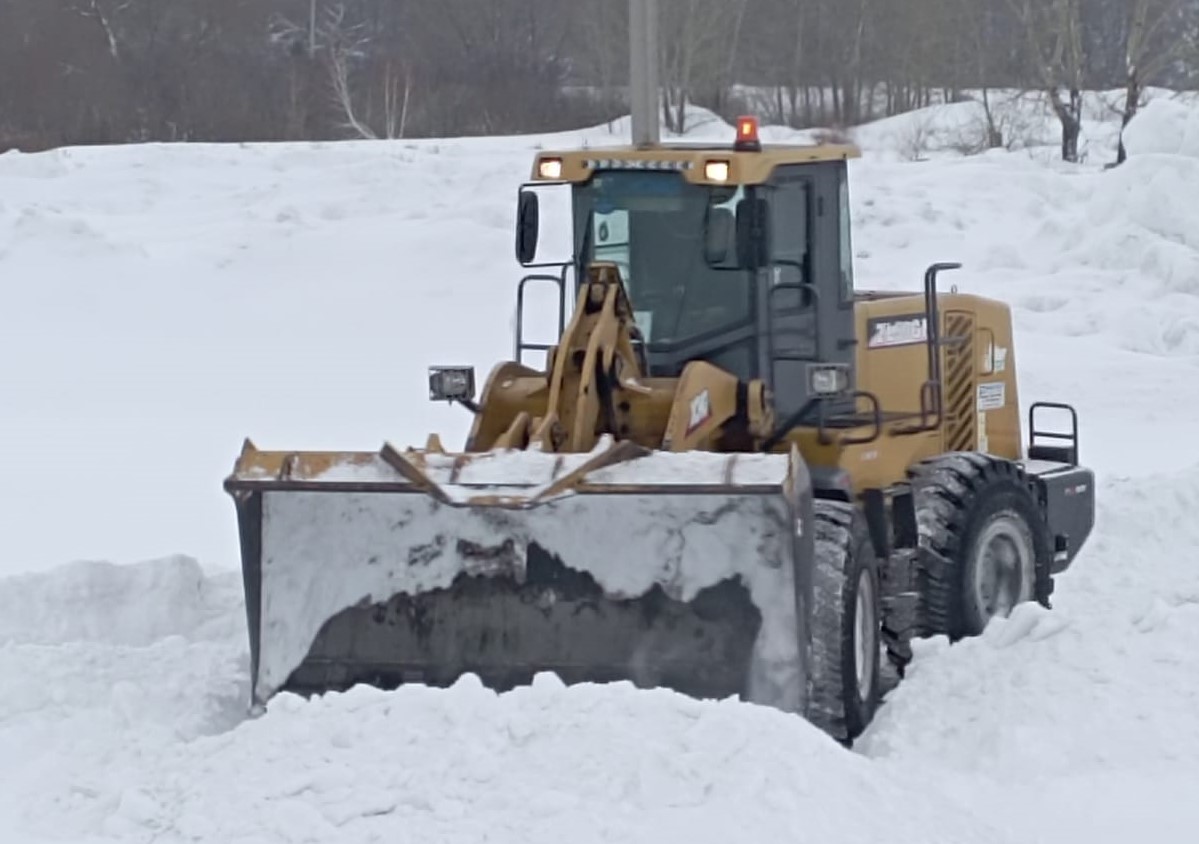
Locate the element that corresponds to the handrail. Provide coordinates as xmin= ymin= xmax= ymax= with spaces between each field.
xmin=893 ymin=262 xmax=961 ymax=436
xmin=765 ymin=278 xmax=821 ymax=366
xmin=514 ymin=265 xmax=569 ymax=365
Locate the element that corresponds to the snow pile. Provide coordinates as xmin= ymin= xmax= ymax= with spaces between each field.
xmin=860 ymin=465 xmax=1199 ymax=841
xmin=0 ymin=555 xmax=1017 ymax=844
xmin=0 ymin=558 xmax=250 ymax=843
xmin=1122 ymin=97 xmax=1199 ymax=158
xmin=0 ymin=554 xmax=243 ymax=646
xmin=847 ymin=97 xmax=1199 ymax=365
xmin=1036 ymin=99 xmax=1199 ymax=355
xmin=1082 ymin=151 xmax=1199 ymax=295
xmin=847 ymin=89 xmax=1139 ymax=162
xmin=32 ymin=676 xmax=1013 ymax=844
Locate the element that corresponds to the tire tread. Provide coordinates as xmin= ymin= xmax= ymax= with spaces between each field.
xmin=806 ymin=499 xmax=878 ymax=743
xmin=908 ymin=452 xmax=1052 ymax=639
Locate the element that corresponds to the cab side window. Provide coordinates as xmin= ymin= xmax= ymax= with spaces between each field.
xmin=838 ymin=174 xmax=855 ymax=302
xmin=767 ymin=175 xmax=812 ymax=312
xmin=769 ymin=178 xmax=810 ymax=269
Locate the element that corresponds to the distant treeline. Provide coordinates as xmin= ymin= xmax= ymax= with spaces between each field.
xmin=1 ymin=0 xmax=1196 ymax=153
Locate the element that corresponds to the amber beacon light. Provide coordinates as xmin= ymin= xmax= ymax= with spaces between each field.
xmin=734 ymin=115 xmax=762 ymax=152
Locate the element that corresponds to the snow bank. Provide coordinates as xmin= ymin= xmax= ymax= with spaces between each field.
xmin=859 ymin=465 xmax=1199 ymax=841
xmin=0 ymin=546 xmax=1014 ymax=844
xmin=1122 ymin=98 xmax=1199 ymax=159
xmin=1031 ymin=100 xmax=1199 ymax=354
xmin=76 ymin=677 xmax=1013 ymax=844
xmin=0 ymin=555 xmax=244 ymax=646
xmin=845 ymin=96 xmax=1199 ymax=364
xmin=0 ymin=560 xmax=250 ymax=842
xmin=847 ymin=90 xmax=1129 ymax=161
xmin=1082 ymin=150 xmax=1199 ymax=292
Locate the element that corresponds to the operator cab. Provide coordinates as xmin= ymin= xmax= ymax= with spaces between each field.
xmin=515 ymin=117 xmax=861 ymax=420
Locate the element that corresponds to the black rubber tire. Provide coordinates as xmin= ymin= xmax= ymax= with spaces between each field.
xmin=909 ymin=452 xmax=1053 ymax=640
xmin=806 ymin=499 xmax=883 ymax=744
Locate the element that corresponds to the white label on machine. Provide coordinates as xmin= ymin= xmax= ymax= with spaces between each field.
xmin=981 ymin=343 xmax=1008 ymax=374
xmin=688 ymin=389 xmax=712 ymax=433
xmin=977 ymin=381 xmax=1006 ymax=411
xmin=994 ymin=346 xmax=1008 ymax=372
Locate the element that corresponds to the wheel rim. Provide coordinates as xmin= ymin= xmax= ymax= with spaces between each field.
xmin=853 ymin=569 xmax=877 ymax=701
xmin=971 ymin=515 xmax=1034 ymax=620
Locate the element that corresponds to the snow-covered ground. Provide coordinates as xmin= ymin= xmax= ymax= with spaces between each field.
xmin=2 ymin=95 xmax=1199 ymax=842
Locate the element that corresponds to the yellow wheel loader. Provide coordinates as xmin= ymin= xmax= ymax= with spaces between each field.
xmin=224 ymin=118 xmax=1095 ymax=743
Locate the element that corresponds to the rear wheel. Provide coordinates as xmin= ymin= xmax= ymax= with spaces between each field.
xmin=806 ymin=499 xmax=882 ymax=744
xmin=909 ymin=453 xmax=1052 ymax=639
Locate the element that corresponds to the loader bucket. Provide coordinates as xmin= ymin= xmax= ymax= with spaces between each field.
xmin=224 ymin=437 xmax=816 ymax=714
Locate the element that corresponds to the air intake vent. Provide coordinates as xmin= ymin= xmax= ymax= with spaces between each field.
xmin=942 ymin=311 xmax=976 ymax=452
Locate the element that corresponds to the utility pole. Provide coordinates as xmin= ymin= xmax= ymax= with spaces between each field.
xmin=628 ymin=0 xmax=660 ymax=147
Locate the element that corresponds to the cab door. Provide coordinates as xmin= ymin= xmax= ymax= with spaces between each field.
xmin=757 ymin=162 xmax=858 ymax=420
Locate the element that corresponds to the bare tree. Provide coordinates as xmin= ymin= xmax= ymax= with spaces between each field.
xmin=4 ymin=0 xmax=1186 ymax=152
xmin=659 ymin=0 xmax=747 ymax=133
xmin=1008 ymin=0 xmax=1087 ymax=162
xmin=321 ymin=6 xmax=380 ymax=139
xmin=573 ymin=2 xmax=628 ymax=130
xmin=75 ymin=0 xmax=130 ymax=61
xmin=1117 ymin=0 xmax=1193 ymax=163
xmin=947 ymin=0 xmax=998 ymax=147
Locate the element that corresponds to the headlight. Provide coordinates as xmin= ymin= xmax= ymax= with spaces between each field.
xmin=537 ymin=157 xmax=563 ymax=180
xmin=428 ymin=366 xmax=476 ymax=402
xmin=704 ymin=160 xmax=730 ymax=182
xmin=808 ymin=364 xmax=850 ymax=396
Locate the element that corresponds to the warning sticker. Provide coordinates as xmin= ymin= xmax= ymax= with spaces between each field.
xmin=687 ymin=389 xmax=712 ymax=434
xmin=977 ymin=381 xmax=1006 ymax=411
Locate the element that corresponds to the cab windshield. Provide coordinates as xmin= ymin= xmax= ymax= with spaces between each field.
xmin=572 ymin=171 xmax=750 ymax=346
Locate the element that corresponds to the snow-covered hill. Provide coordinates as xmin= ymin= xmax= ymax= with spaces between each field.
xmin=2 ymin=95 xmax=1198 ymax=843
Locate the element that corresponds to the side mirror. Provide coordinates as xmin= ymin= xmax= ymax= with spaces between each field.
xmin=735 ymin=197 xmax=770 ymax=269
xmin=515 ymin=190 xmax=540 ymax=265
xmin=704 ymin=207 xmax=736 ymax=265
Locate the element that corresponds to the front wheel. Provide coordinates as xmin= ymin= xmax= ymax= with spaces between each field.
xmin=806 ymin=499 xmax=882 ymax=743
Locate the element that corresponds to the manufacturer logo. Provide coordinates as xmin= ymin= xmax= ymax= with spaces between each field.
xmin=867 ymin=314 xmax=928 ymax=348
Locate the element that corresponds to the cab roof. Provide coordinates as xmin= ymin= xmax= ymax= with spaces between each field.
xmin=531 ymin=142 xmax=862 ymax=186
